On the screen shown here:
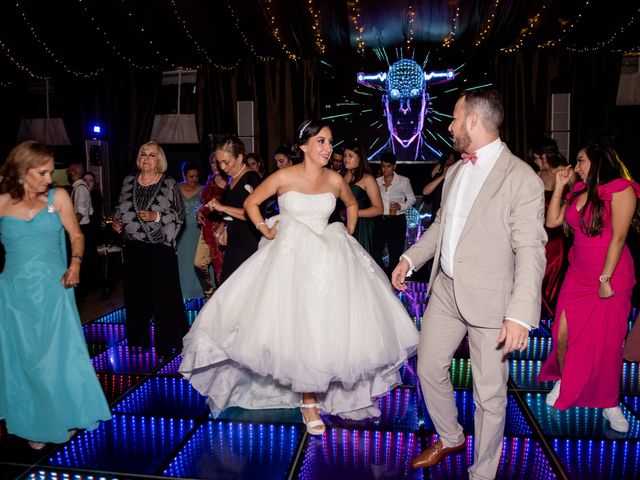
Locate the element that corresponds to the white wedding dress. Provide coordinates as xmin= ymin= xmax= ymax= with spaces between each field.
xmin=179 ymin=191 xmax=419 ymax=419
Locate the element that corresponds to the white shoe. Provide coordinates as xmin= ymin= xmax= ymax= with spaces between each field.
xmin=546 ymin=380 xmax=561 ymax=407
xmin=603 ymin=407 xmax=629 ymax=433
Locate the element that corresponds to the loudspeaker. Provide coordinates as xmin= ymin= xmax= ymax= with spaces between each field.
xmin=237 ymin=101 xmax=255 ymax=153
xmin=237 ymin=101 xmax=254 ymax=136
xmin=550 ymin=93 xmax=570 ymax=160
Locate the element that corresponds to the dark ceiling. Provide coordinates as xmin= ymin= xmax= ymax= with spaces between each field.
xmin=0 ymin=0 xmax=638 ymax=83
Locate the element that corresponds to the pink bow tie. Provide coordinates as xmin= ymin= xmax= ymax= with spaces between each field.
xmin=461 ymin=152 xmax=478 ymax=165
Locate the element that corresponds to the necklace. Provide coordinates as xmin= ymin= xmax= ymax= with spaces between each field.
xmin=231 ymin=164 xmax=246 ymax=178
xmin=139 ymin=173 xmax=160 ymax=186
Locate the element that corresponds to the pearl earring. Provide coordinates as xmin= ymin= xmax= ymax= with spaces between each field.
xmin=19 ymin=176 xmax=25 ymax=185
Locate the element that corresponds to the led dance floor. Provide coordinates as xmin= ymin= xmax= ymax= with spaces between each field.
xmin=1 ymin=287 xmax=639 ymax=479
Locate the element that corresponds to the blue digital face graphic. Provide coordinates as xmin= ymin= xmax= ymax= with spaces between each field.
xmin=357 ymin=59 xmax=454 ymax=161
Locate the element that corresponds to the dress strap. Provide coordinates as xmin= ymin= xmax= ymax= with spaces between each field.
xmin=47 ymin=186 xmax=56 ymax=204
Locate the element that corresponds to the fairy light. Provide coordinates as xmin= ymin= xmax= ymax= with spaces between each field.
xmin=263 ymin=0 xmax=299 ymax=60
xmin=0 ymin=38 xmax=49 ymax=79
xmin=169 ymin=0 xmax=239 ymax=69
xmin=119 ymin=0 xmax=175 ymax=68
xmin=226 ymin=0 xmax=272 ymax=61
xmin=307 ymin=0 xmax=325 ymax=55
xmin=0 ymin=80 xmax=16 ymax=87
xmin=16 ymin=0 xmax=103 ymax=78
xmin=442 ymin=7 xmax=461 ymax=48
xmin=501 ymin=1 xmax=551 ymax=53
xmin=76 ymin=0 xmax=156 ymax=70
xmin=567 ymin=7 xmax=640 ymax=53
xmin=351 ymin=0 xmax=365 ymax=55
xmin=405 ymin=1 xmax=416 ymax=50
xmin=538 ymin=0 xmax=591 ymax=49
xmin=474 ymin=0 xmax=501 ymax=47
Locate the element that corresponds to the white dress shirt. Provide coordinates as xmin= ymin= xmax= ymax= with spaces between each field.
xmin=71 ymin=179 xmax=93 ymax=225
xmin=376 ymin=173 xmax=416 ymax=215
xmin=403 ymin=138 xmax=531 ymax=330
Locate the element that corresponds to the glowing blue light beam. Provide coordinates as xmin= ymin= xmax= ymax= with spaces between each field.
xmin=436 ymin=133 xmax=453 ymax=147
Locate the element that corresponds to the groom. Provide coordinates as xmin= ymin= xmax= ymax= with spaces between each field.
xmin=392 ymin=88 xmax=546 ymax=480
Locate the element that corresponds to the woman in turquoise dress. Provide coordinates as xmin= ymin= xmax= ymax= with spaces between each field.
xmin=341 ymin=140 xmax=383 ymax=253
xmin=176 ymin=162 xmax=204 ymax=299
xmin=0 ymin=141 xmax=111 ymax=449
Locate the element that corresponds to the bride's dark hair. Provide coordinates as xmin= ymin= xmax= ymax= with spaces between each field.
xmin=290 ymin=119 xmax=332 ymax=163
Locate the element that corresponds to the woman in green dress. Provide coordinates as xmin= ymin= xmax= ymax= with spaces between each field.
xmin=341 ymin=140 xmax=383 ymax=253
xmin=176 ymin=162 xmax=204 ymax=299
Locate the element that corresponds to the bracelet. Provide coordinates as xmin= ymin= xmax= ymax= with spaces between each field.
xmin=255 ymin=221 xmax=267 ymax=229
xmin=72 ymin=255 xmax=83 ymax=263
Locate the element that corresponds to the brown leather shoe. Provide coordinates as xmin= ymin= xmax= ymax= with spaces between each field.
xmin=411 ymin=438 xmax=466 ymax=469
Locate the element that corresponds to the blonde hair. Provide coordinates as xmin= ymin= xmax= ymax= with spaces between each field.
xmin=136 ymin=141 xmax=167 ymax=173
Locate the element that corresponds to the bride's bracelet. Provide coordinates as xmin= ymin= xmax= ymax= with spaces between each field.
xmin=255 ymin=221 xmax=267 ymax=229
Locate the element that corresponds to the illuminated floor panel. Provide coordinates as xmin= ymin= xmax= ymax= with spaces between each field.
xmin=112 ymin=376 xmax=208 ymax=418
xmin=0 ymin=282 xmax=637 ymax=479
xmin=419 ymin=391 xmax=533 ymax=436
xmin=323 ymin=387 xmax=419 ymax=432
xmin=163 ymin=421 xmax=303 ymax=479
xmin=297 ymin=428 xmax=423 ymax=480
xmin=424 ymin=435 xmax=557 ymax=480
xmin=551 ymin=438 xmax=640 ymax=479
xmin=525 ymin=392 xmax=640 ymax=438
xmin=91 ymin=345 xmax=164 ymax=373
xmin=47 ymin=414 xmax=196 ymax=475
xmin=96 ymin=372 xmax=145 ymax=403
xmin=82 ymin=322 xmax=126 ymax=345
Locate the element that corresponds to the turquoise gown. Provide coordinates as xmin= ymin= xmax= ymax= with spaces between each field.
xmin=176 ymin=188 xmax=204 ymax=299
xmin=0 ymin=188 xmax=111 ymax=443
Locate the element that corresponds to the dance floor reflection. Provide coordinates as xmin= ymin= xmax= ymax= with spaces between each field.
xmin=1 ymin=285 xmax=639 ymax=479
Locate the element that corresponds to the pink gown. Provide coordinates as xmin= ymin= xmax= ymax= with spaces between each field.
xmin=538 ymin=178 xmax=640 ymax=409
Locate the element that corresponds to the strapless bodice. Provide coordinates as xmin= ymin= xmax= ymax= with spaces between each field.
xmin=277 ymin=191 xmax=336 ymax=234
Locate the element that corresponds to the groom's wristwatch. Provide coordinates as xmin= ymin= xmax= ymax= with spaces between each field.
xmin=598 ymin=274 xmax=610 ymax=283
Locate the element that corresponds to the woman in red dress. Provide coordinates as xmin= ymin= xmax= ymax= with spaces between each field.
xmin=538 ymin=142 xmax=640 ymax=433
xmin=529 ymin=138 xmax=571 ymax=318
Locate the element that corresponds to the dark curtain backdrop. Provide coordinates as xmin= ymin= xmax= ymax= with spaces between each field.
xmin=98 ymin=68 xmax=162 ymax=203
xmin=496 ymin=49 xmax=622 ymax=161
xmin=197 ymin=59 xmax=320 ymax=172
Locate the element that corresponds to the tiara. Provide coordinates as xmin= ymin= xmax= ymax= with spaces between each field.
xmin=298 ymin=120 xmax=312 ymax=140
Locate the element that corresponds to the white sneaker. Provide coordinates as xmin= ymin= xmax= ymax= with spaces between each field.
xmin=603 ymin=407 xmax=629 ymax=433
xmin=546 ymin=380 xmax=561 ymax=407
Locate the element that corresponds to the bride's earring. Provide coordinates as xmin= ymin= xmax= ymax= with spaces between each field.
xmin=19 ymin=176 xmax=25 ymax=185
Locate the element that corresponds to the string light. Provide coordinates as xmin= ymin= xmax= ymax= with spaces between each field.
xmin=226 ymin=0 xmax=272 ymax=61
xmin=567 ymin=7 xmax=640 ymax=53
xmin=442 ymin=7 xmax=461 ymax=48
xmin=0 ymin=38 xmax=49 ymax=79
xmin=474 ymin=0 xmax=501 ymax=47
xmin=0 ymin=80 xmax=16 ymax=87
xmin=169 ymin=0 xmax=239 ymax=69
xmin=16 ymin=0 xmax=103 ymax=78
xmin=351 ymin=0 xmax=365 ymax=55
xmin=76 ymin=0 xmax=156 ymax=70
xmin=263 ymin=0 xmax=299 ymax=60
xmin=119 ymin=0 xmax=175 ymax=68
xmin=307 ymin=0 xmax=325 ymax=55
xmin=538 ymin=0 xmax=591 ymax=49
xmin=501 ymin=1 xmax=551 ymax=53
xmin=405 ymin=1 xmax=416 ymax=51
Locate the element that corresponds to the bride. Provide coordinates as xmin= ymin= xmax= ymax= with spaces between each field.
xmin=179 ymin=119 xmax=419 ymax=435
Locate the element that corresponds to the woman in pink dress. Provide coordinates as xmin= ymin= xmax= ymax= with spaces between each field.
xmin=538 ymin=142 xmax=640 ymax=432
